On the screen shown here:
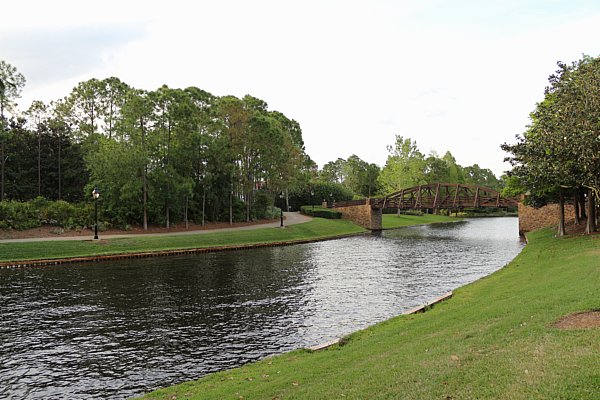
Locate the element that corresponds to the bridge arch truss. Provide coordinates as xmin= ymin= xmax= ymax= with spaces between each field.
xmin=333 ymin=183 xmax=518 ymax=211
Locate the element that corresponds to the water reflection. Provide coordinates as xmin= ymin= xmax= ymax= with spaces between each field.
xmin=0 ymin=218 xmax=523 ymax=399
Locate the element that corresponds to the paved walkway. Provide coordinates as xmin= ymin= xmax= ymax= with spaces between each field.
xmin=0 ymin=212 xmax=312 ymax=243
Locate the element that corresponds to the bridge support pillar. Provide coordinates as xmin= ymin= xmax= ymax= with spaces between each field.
xmin=334 ymin=203 xmax=382 ymax=231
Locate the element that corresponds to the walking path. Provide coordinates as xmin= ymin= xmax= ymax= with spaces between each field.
xmin=0 ymin=212 xmax=312 ymax=243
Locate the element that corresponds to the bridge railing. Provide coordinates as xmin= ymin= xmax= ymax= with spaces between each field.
xmin=331 ymin=199 xmax=368 ymax=208
xmin=331 ymin=183 xmax=518 ymax=210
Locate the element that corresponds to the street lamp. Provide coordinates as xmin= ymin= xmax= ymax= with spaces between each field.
xmin=310 ymin=189 xmax=315 ymax=213
xmin=279 ymin=191 xmax=284 ymax=227
xmin=92 ymin=187 xmax=100 ymax=240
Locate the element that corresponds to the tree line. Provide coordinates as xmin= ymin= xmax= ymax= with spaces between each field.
xmin=502 ymin=55 xmax=600 ymax=235
xmin=2 ymin=59 xmax=506 ymax=230
xmin=1 ymin=61 xmax=312 ymax=228
xmin=316 ymin=136 xmax=502 ymax=199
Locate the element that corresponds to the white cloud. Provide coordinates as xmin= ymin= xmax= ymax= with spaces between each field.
xmin=3 ymin=0 xmax=600 ymax=176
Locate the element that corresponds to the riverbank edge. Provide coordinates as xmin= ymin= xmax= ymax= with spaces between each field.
xmin=141 ymin=227 xmax=600 ymax=399
xmin=0 ymin=215 xmax=464 ymax=268
xmin=306 ymin=291 xmax=454 ymax=351
xmin=0 ymin=231 xmax=367 ymax=269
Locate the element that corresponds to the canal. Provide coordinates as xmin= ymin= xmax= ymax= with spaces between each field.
xmin=0 ymin=218 xmax=523 ymax=399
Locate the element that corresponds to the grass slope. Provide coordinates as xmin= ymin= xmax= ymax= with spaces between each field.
xmin=382 ymin=213 xmax=457 ymax=228
xmin=0 ymin=219 xmax=366 ymax=262
xmin=142 ymin=228 xmax=600 ymax=400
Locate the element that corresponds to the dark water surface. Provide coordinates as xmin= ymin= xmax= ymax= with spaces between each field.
xmin=0 ymin=218 xmax=523 ymax=399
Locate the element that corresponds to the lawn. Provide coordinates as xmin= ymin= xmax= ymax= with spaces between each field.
xmin=0 ymin=214 xmax=462 ymax=264
xmin=382 ymin=213 xmax=457 ymax=228
xmin=0 ymin=218 xmax=367 ymax=263
xmin=141 ymin=228 xmax=600 ymax=399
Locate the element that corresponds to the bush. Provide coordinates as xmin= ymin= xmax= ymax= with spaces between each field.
xmin=264 ymin=206 xmax=281 ymax=220
xmin=0 ymin=200 xmax=42 ymax=230
xmin=252 ymin=190 xmax=272 ymax=219
xmin=218 ymin=197 xmax=247 ymax=222
xmin=0 ymin=198 xmax=94 ymax=231
xmin=300 ymin=206 xmax=342 ymax=219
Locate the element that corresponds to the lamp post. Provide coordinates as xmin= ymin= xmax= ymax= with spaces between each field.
xmin=279 ymin=191 xmax=284 ymax=227
xmin=92 ymin=187 xmax=100 ymax=240
xmin=310 ymin=189 xmax=314 ymax=213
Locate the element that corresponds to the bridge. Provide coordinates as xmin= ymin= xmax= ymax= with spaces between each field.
xmin=331 ymin=183 xmax=518 ymax=230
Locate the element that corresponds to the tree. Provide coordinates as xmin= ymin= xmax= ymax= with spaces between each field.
xmin=118 ymin=89 xmax=153 ymax=229
xmin=98 ymin=77 xmax=130 ymax=139
xmin=25 ymin=100 xmax=51 ymax=196
xmin=340 ymin=155 xmax=380 ymax=197
xmin=378 ymin=135 xmax=425 ymax=193
xmin=64 ymin=78 xmax=104 ymax=141
xmin=320 ymin=158 xmax=346 ymax=184
xmin=442 ymin=151 xmax=464 ymax=183
xmin=462 ymin=164 xmax=501 ymax=190
xmin=0 ymin=69 xmax=309 ymax=228
xmin=502 ymin=56 xmax=600 ymax=235
xmin=423 ymin=151 xmax=450 ymax=184
xmin=0 ymin=60 xmax=26 ymax=202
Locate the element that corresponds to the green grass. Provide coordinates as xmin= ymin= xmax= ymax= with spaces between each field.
xmin=141 ymin=228 xmax=600 ymax=400
xmin=0 ymin=214 xmax=461 ymax=264
xmin=0 ymin=219 xmax=367 ymax=262
xmin=382 ymin=213 xmax=458 ymax=228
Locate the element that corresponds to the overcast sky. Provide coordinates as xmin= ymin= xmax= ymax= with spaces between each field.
xmin=2 ymin=0 xmax=600 ymax=176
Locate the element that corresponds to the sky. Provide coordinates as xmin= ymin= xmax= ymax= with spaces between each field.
xmin=2 ymin=0 xmax=600 ymax=177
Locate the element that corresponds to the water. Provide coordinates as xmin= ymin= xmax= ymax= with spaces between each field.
xmin=0 ymin=218 xmax=523 ymax=399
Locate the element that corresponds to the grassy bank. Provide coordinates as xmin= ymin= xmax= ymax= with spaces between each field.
xmin=382 ymin=213 xmax=457 ymax=228
xmin=0 ymin=219 xmax=367 ymax=263
xmin=0 ymin=214 xmax=461 ymax=264
xmin=142 ymin=228 xmax=600 ymax=400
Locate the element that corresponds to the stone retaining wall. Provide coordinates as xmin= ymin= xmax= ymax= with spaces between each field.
xmin=334 ymin=203 xmax=382 ymax=230
xmin=518 ymin=202 xmax=576 ymax=235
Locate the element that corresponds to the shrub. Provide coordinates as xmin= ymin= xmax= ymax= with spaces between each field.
xmin=0 ymin=198 xmax=94 ymax=231
xmin=218 ymin=197 xmax=247 ymax=222
xmin=46 ymin=200 xmax=76 ymax=225
xmin=252 ymin=190 xmax=272 ymax=219
xmin=0 ymin=200 xmax=41 ymax=230
xmin=300 ymin=206 xmax=342 ymax=219
xmin=264 ymin=206 xmax=281 ymax=220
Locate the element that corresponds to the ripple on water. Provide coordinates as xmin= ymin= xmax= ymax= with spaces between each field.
xmin=0 ymin=217 xmax=523 ymax=399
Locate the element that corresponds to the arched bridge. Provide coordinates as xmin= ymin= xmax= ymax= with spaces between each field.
xmin=331 ymin=183 xmax=518 ymax=230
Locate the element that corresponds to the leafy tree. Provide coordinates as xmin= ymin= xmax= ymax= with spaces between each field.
xmin=502 ymin=55 xmax=600 ymax=235
xmin=378 ymin=135 xmax=426 ymax=193
xmin=117 ymin=88 xmax=154 ymax=229
xmin=64 ymin=78 xmax=104 ymax=141
xmin=0 ymin=67 xmax=308 ymax=228
xmin=423 ymin=151 xmax=450 ymax=183
xmin=462 ymin=164 xmax=502 ymax=190
xmin=442 ymin=151 xmax=464 ymax=183
xmin=320 ymin=158 xmax=346 ymax=184
xmin=341 ymin=155 xmax=380 ymax=197
xmin=0 ymin=60 xmax=26 ymax=202
xmin=25 ymin=100 xmax=51 ymax=196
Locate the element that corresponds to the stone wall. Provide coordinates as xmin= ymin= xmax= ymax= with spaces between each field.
xmin=518 ymin=202 xmax=576 ymax=235
xmin=334 ymin=203 xmax=382 ymax=230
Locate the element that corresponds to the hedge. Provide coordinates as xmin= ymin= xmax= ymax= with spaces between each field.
xmin=0 ymin=197 xmax=94 ymax=230
xmin=300 ymin=206 xmax=342 ymax=219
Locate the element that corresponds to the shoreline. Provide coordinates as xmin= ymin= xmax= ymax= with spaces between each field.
xmin=0 ymin=214 xmax=460 ymax=268
xmin=141 ymin=226 xmax=599 ymax=399
xmin=0 ymin=231 xmax=366 ymax=269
